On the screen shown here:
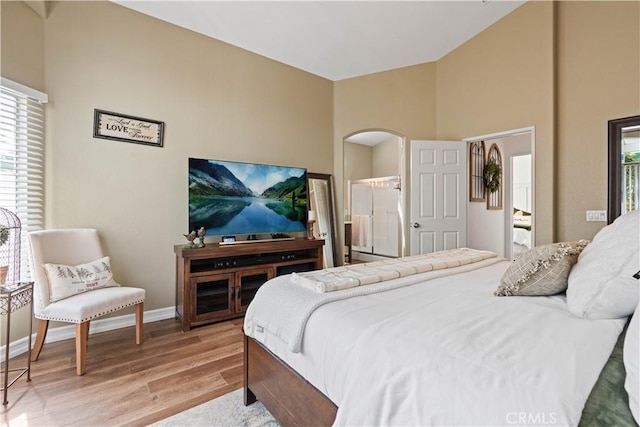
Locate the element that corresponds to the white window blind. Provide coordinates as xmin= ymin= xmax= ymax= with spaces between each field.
xmin=0 ymin=78 xmax=47 ymax=281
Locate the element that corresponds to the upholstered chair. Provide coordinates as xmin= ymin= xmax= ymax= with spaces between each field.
xmin=27 ymin=229 xmax=145 ymax=375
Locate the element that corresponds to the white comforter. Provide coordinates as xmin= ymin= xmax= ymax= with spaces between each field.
xmin=245 ymin=250 xmax=498 ymax=352
xmin=245 ymin=260 xmax=626 ymax=426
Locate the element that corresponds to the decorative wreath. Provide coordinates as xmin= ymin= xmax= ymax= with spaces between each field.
xmin=484 ymin=159 xmax=502 ymax=193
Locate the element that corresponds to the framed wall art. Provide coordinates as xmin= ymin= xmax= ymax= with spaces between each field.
xmin=469 ymin=140 xmax=486 ymax=202
xmin=93 ymin=109 xmax=164 ymax=147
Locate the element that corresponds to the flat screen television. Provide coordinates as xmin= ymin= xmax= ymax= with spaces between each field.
xmin=189 ymin=158 xmax=308 ymax=239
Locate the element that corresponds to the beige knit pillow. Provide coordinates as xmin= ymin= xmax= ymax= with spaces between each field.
xmin=495 ymin=241 xmax=589 ymax=296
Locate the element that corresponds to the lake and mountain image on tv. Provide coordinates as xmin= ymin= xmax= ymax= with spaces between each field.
xmin=189 ymin=158 xmax=307 ymax=237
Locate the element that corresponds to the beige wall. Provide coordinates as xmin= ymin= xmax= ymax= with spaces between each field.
xmin=0 ymin=1 xmax=46 ymax=343
xmin=1 ymin=1 xmax=45 ymax=91
xmin=373 ymin=137 xmax=401 ymax=178
xmin=344 ymin=142 xmax=373 ymax=182
xmin=1 ymin=1 xmax=333 ymax=341
xmin=556 ymin=1 xmax=640 ymax=241
xmin=437 ymin=1 xmax=555 ymax=246
xmin=334 ymin=62 xmax=437 ymax=254
xmin=3 ymin=0 xmax=639 ymax=343
xmin=43 ymin=0 xmax=332 ymax=310
xmin=334 ymin=0 xmax=639 ymax=253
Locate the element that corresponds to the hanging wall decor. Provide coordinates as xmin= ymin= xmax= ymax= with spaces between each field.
xmin=93 ymin=109 xmax=164 ymax=147
xmin=485 ymin=143 xmax=503 ymax=210
xmin=469 ymin=140 xmax=486 ymax=202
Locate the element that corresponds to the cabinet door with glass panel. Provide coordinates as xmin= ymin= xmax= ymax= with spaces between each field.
xmin=189 ymin=273 xmax=234 ymax=322
xmin=234 ymin=267 xmax=275 ymax=314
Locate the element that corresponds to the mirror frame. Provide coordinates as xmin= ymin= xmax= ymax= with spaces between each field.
xmin=307 ymin=172 xmax=339 ymax=267
xmin=608 ymin=115 xmax=640 ymax=224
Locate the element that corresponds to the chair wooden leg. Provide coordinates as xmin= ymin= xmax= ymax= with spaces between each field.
xmin=31 ymin=319 xmax=49 ymax=362
xmin=135 ymin=302 xmax=144 ymax=345
xmin=75 ymin=322 xmax=89 ymax=376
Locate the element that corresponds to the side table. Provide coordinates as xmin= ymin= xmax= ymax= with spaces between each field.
xmin=0 ymin=281 xmax=33 ymax=405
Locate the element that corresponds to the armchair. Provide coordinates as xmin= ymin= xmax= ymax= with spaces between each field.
xmin=27 ymin=229 xmax=145 ymax=375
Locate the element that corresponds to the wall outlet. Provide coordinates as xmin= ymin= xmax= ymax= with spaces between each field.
xmin=586 ymin=210 xmax=607 ymax=222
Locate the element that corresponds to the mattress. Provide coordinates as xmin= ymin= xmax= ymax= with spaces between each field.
xmin=246 ymin=260 xmax=626 ymax=426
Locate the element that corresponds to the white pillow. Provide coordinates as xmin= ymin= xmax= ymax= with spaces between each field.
xmin=44 ymin=256 xmax=119 ymax=302
xmin=625 ymin=303 xmax=640 ymax=424
xmin=566 ymin=210 xmax=640 ymax=319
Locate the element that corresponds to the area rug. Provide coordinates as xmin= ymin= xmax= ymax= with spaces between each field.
xmin=152 ymin=389 xmax=279 ymax=427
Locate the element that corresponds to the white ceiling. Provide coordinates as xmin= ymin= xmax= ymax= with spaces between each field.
xmin=113 ymin=0 xmax=525 ymax=82
xmin=345 ymin=131 xmax=398 ymax=147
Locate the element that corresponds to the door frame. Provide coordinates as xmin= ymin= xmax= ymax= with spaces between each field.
xmin=462 ymin=126 xmax=536 ymax=258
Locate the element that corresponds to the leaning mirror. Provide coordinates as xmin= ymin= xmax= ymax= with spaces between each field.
xmin=608 ymin=115 xmax=640 ymax=223
xmin=308 ymin=173 xmax=338 ymax=268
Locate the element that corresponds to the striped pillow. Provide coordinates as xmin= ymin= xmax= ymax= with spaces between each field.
xmin=495 ymin=241 xmax=589 ymax=296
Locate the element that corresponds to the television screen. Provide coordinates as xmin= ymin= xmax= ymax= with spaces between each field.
xmin=189 ymin=158 xmax=308 ymax=238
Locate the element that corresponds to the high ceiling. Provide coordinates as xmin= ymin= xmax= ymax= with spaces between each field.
xmin=113 ymin=0 xmax=525 ymax=81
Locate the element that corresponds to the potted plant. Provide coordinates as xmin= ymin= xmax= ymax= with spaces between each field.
xmin=0 ymin=225 xmax=9 ymax=285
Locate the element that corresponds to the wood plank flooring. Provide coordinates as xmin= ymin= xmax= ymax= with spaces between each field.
xmin=0 ymin=317 xmax=245 ymax=426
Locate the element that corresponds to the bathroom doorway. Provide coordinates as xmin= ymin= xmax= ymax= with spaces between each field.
xmin=343 ymin=130 xmax=404 ymax=262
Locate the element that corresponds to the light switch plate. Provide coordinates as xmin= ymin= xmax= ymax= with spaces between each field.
xmin=586 ymin=210 xmax=607 ymax=222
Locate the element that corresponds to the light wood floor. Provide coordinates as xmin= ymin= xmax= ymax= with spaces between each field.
xmin=1 ymin=317 xmax=245 ymax=426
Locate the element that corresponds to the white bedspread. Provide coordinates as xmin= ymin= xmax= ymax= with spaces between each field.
xmin=245 ymin=252 xmax=500 ymax=353
xmin=245 ymin=260 xmax=626 ymax=426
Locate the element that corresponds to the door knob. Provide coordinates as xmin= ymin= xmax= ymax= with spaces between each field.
xmin=411 ymin=222 xmax=420 ymax=228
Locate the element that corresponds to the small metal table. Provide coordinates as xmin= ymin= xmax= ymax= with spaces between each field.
xmin=1 ymin=281 xmax=33 ymax=405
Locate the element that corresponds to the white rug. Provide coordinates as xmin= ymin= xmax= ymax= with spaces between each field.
xmin=152 ymin=389 xmax=279 ymax=427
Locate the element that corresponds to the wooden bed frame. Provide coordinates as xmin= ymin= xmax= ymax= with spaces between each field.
xmin=244 ymin=334 xmax=338 ymax=426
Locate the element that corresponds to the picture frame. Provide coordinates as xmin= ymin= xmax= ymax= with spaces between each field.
xmin=469 ymin=140 xmax=486 ymax=202
xmin=93 ymin=109 xmax=164 ymax=147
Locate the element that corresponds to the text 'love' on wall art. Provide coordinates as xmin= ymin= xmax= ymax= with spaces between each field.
xmin=93 ymin=109 xmax=164 ymax=147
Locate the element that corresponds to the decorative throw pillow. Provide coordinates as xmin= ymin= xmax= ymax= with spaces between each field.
xmin=566 ymin=209 xmax=640 ymax=319
xmin=495 ymin=240 xmax=589 ymax=296
xmin=44 ymin=256 xmax=119 ymax=302
xmin=625 ymin=303 xmax=640 ymax=424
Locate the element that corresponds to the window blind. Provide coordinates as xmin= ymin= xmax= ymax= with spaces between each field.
xmin=0 ymin=79 xmax=47 ymax=281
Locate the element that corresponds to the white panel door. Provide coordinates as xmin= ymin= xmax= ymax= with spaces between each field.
xmin=410 ymin=141 xmax=467 ymax=255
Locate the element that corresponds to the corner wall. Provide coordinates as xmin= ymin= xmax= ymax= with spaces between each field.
xmin=0 ymin=1 xmax=46 ymax=341
xmin=436 ymin=1 xmax=555 ymax=246
xmin=42 ymin=1 xmax=333 ymax=314
xmin=556 ymin=0 xmax=640 ymax=241
xmin=1 ymin=0 xmax=333 ymax=343
xmin=333 ymin=62 xmax=438 ymax=256
xmin=0 ymin=1 xmax=44 ymax=91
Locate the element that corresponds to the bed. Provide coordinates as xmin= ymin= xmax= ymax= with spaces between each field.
xmin=513 ymin=208 xmax=532 ymax=258
xmin=243 ymin=210 xmax=640 ymax=426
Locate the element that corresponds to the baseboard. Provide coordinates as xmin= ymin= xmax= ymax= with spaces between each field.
xmin=0 ymin=306 xmax=175 ymax=362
